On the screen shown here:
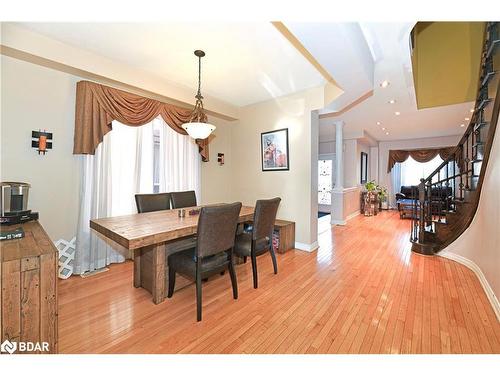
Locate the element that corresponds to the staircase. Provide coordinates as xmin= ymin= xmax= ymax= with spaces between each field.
xmin=411 ymin=22 xmax=500 ymax=255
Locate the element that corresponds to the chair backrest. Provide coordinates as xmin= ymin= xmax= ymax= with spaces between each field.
xmin=135 ymin=193 xmax=171 ymax=213
xmin=196 ymin=202 xmax=242 ymax=258
xmin=170 ymin=190 xmax=197 ymax=209
xmin=252 ymin=197 xmax=281 ymax=240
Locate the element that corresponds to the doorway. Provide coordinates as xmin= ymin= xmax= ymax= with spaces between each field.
xmin=318 ymin=153 xmax=335 ymax=233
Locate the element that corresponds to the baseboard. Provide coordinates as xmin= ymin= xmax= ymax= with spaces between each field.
xmin=346 ymin=210 xmax=360 ymax=221
xmin=331 ymin=211 xmax=359 ymax=226
xmin=295 ymin=241 xmax=319 ymax=252
xmin=330 ymin=219 xmax=346 ymax=225
xmin=439 ymin=251 xmax=500 ymax=322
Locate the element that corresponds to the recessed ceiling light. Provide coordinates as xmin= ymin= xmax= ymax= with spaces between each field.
xmin=460 ymin=124 xmax=465 ymax=127
xmin=386 ymin=132 xmax=390 ymax=135
xmin=470 ymin=109 xmax=475 ymax=113
xmin=388 ymin=99 xmax=396 ymax=104
xmin=465 ymin=117 xmax=470 ymax=121
xmin=376 ymin=121 xmax=381 ymax=125
xmin=380 ymin=80 xmax=390 ymax=88
xmin=395 ymin=111 xmax=400 ymax=116
xmin=382 ymin=127 xmax=386 ymax=130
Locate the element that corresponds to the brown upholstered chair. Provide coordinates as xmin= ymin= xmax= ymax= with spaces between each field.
xmin=170 ymin=190 xmax=197 ymax=209
xmin=135 ymin=192 xmax=196 ymax=253
xmin=135 ymin=193 xmax=171 ymax=213
xmin=234 ymin=197 xmax=281 ymax=289
xmin=167 ymin=202 xmax=242 ymax=321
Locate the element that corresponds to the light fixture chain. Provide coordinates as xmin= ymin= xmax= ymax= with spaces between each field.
xmin=197 ymin=54 xmax=202 ymax=99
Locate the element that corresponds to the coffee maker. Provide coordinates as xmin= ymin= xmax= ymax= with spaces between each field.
xmin=0 ymin=182 xmax=39 ymax=225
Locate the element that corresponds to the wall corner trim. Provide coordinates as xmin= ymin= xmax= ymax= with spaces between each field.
xmin=439 ymin=251 xmax=500 ymax=322
xmin=295 ymin=241 xmax=319 ymax=252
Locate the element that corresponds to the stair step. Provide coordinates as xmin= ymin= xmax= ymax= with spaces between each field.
xmin=474 ymin=122 xmax=489 ymax=131
xmin=477 ymin=97 xmax=492 ymax=111
xmin=411 ymin=240 xmax=438 ymax=256
xmin=486 ymin=39 xmax=499 ymax=59
xmin=473 ymin=160 xmax=483 ymax=176
xmin=481 ymin=70 xmax=496 ymax=88
xmin=473 ymin=144 xmax=485 ymax=160
xmin=452 ymin=199 xmax=471 ymax=205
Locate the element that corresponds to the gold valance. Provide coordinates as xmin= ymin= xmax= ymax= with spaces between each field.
xmin=387 ymin=147 xmax=458 ymax=173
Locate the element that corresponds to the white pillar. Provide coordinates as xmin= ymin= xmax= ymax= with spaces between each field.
xmin=334 ymin=121 xmax=344 ymax=190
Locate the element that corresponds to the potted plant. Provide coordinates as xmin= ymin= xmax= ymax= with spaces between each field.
xmin=363 ymin=180 xmax=378 ymax=216
xmin=377 ymin=186 xmax=388 ymax=210
xmin=363 ymin=181 xmax=388 ymax=214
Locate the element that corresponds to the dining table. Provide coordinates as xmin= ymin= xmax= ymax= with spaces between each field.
xmin=90 ymin=205 xmax=255 ymax=304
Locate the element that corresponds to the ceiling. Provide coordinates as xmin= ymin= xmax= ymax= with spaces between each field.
xmin=319 ymin=22 xmax=474 ymax=142
xmin=15 ymin=22 xmax=325 ymax=107
xmin=10 ymin=22 xmax=475 ymax=141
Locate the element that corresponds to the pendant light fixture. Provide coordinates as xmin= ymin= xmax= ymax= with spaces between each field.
xmin=182 ymin=50 xmax=216 ymax=140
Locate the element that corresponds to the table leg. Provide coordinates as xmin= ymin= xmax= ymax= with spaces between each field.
xmin=152 ymin=244 xmax=166 ymax=304
xmin=133 ymin=248 xmax=141 ymax=288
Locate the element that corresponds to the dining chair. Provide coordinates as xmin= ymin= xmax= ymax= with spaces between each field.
xmin=234 ymin=197 xmax=281 ymax=289
xmin=135 ymin=192 xmax=196 ymax=254
xmin=167 ymin=202 xmax=242 ymax=321
xmin=135 ymin=193 xmax=171 ymax=213
xmin=170 ymin=190 xmax=197 ymax=209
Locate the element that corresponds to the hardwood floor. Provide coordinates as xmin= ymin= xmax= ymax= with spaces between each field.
xmin=58 ymin=211 xmax=500 ymax=353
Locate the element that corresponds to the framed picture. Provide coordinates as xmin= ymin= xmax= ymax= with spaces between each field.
xmin=360 ymin=152 xmax=368 ymax=184
xmin=261 ymin=128 xmax=289 ymax=171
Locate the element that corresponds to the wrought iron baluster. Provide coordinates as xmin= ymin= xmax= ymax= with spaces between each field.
xmin=418 ymin=179 xmax=426 ymax=240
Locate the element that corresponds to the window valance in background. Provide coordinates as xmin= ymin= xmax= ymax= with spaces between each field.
xmin=73 ymin=80 xmax=209 ymax=161
xmin=387 ymin=147 xmax=457 ymax=173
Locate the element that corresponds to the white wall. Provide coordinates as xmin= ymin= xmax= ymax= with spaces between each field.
xmin=1 ymin=55 xmax=235 ymax=241
xmin=370 ymin=146 xmax=379 ymax=184
xmin=357 ymin=140 xmax=370 ymax=185
xmin=199 ymin=116 xmax=234 ymax=205
xmin=319 ymin=138 xmax=371 ymax=188
xmin=378 ymin=135 xmax=461 ymax=200
xmin=232 ymin=87 xmax=324 ymax=248
xmin=444 ymin=115 xmax=500 ymax=307
xmin=1 ymin=55 xmax=80 ymax=242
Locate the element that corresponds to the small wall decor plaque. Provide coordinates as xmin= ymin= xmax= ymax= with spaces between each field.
xmin=217 ymin=153 xmax=224 ymax=165
xmin=32 ymin=130 xmax=53 ymax=154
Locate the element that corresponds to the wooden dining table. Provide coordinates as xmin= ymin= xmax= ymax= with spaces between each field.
xmin=90 ymin=205 xmax=255 ymax=304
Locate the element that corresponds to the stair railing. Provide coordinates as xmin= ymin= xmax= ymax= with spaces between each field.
xmin=411 ymin=22 xmax=500 ymax=253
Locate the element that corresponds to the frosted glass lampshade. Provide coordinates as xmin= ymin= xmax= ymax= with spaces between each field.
xmin=182 ymin=122 xmax=216 ymax=140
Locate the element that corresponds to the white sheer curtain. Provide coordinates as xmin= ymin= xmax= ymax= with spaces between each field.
xmin=156 ymin=117 xmax=201 ymax=200
xmin=389 ymin=162 xmax=402 ymax=208
xmin=401 ymin=155 xmax=443 ymax=186
xmin=74 ymin=117 xmax=201 ymax=274
xmin=74 ymin=122 xmax=154 ymax=274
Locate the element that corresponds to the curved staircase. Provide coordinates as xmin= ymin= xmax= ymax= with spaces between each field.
xmin=411 ymin=22 xmax=500 ymax=255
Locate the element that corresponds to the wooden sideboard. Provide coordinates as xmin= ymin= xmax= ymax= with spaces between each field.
xmin=0 ymin=221 xmax=58 ymax=354
xmin=274 ymin=220 xmax=295 ymax=254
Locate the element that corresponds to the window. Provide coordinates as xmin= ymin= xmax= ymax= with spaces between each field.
xmin=318 ymin=159 xmax=333 ymax=205
xmin=108 ymin=117 xmax=200 ymax=215
xmin=153 ymin=126 xmax=160 ymax=193
xmin=401 ymin=155 xmax=443 ymax=186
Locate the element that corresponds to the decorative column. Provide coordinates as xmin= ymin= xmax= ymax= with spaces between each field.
xmin=334 ymin=121 xmax=344 ymax=191
xmin=331 ymin=121 xmax=346 ymax=225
